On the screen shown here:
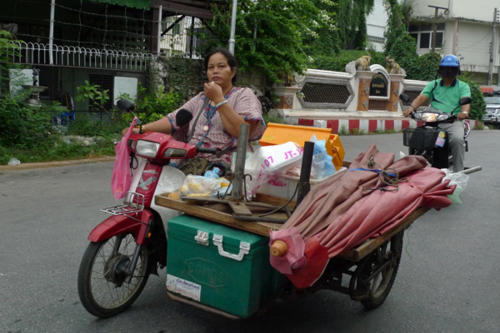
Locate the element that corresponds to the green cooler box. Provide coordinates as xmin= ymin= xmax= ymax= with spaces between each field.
xmin=166 ymin=215 xmax=285 ymax=318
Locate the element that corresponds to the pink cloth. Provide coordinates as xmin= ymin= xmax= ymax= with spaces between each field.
xmin=167 ymin=87 xmax=265 ymax=165
xmin=269 ymin=227 xmax=306 ymax=275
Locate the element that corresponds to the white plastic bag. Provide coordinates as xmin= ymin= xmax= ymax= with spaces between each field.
xmin=442 ymin=169 xmax=469 ymax=204
xmin=244 ymin=142 xmax=303 ymax=197
xmin=179 ymin=174 xmax=229 ymax=198
xmin=8 ymin=158 xmax=21 ymax=166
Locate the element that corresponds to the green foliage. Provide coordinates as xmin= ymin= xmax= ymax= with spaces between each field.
xmin=201 ymin=0 xmax=336 ymax=84
xmin=459 ymin=73 xmax=486 ymax=121
xmin=75 ymin=80 xmax=111 ymax=116
xmin=120 ymin=83 xmax=182 ymax=124
xmin=262 ymin=113 xmax=285 ymax=125
xmin=310 ymin=49 xmax=386 ymax=71
xmin=334 ymin=0 xmax=374 ymax=51
xmin=383 ymin=1 xmax=441 ymax=81
xmin=0 ymin=30 xmax=27 ymax=96
xmin=0 ymin=94 xmax=55 ymax=149
xmin=66 ymin=111 xmax=128 ymax=137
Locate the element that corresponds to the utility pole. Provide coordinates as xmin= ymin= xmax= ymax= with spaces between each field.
xmin=428 ymin=5 xmax=448 ymax=52
xmin=228 ymin=0 xmax=238 ymax=55
xmin=488 ymin=8 xmax=497 ymax=86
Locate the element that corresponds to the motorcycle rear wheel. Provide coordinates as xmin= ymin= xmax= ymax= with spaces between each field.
xmin=78 ymin=233 xmax=150 ymax=318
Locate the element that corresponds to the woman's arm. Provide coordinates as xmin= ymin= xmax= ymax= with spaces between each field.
xmin=121 ymin=116 xmax=172 ymax=136
xmin=204 ymin=83 xmax=253 ymax=139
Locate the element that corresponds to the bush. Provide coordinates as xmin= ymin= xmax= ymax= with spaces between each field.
xmin=0 ymin=94 xmax=55 ymax=149
xmin=121 ymin=84 xmax=181 ymax=124
xmin=310 ymin=49 xmax=386 ymax=72
xmin=66 ymin=111 xmax=128 ymax=137
xmin=459 ymin=73 xmax=486 ymax=121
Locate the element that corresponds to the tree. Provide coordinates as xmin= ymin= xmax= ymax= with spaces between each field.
xmin=335 ymin=0 xmax=374 ymax=50
xmin=201 ymin=0 xmax=336 ymax=84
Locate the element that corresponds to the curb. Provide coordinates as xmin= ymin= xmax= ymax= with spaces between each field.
xmin=284 ymin=118 xmax=479 ymax=134
xmin=0 ymin=156 xmax=115 ymax=172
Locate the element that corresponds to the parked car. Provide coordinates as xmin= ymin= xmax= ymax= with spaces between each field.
xmin=483 ymin=96 xmax=500 ymax=124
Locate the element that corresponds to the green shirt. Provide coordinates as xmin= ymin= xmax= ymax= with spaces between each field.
xmin=421 ymin=79 xmax=471 ymax=115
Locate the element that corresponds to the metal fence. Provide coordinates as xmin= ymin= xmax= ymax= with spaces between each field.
xmin=6 ymin=41 xmax=155 ymax=71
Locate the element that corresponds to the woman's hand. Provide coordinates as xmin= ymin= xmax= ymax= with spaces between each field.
xmin=122 ymin=127 xmax=139 ymax=137
xmin=203 ymin=82 xmax=225 ymax=104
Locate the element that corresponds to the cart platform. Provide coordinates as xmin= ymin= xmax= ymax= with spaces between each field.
xmin=154 ymin=192 xmax=430 ymax=262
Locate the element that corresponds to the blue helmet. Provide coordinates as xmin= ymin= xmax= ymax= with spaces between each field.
xmin=440 ymin=54 xmax=460 ymax=67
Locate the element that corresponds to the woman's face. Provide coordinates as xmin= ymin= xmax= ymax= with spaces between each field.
xmin=206 ymin=52 xmax=235 ymax=88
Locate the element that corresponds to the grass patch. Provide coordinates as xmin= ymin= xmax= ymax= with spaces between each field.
xmin=474 ymin=122 xmax=485 ymax=130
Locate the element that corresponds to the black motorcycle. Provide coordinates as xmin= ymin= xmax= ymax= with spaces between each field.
xmin=399 ymin=94 xmax=471 ymax=169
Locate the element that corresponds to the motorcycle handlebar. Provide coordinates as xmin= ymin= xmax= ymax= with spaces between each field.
xmin=197 ymin=147 xmax=218 ymax=154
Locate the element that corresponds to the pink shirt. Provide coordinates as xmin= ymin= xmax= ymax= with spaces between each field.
xmin=167 ymin=87 xmax=266 ymax=165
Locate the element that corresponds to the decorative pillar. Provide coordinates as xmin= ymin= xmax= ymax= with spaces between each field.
xmin=274 ymin=86 xmax=302 ymax=109
xmin=356 ymin=71 xmax=375 ymax=111
xmin=387 ymin=74 xmax=406 ymax=112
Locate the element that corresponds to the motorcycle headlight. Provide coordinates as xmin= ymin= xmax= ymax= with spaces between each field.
xmin=421 ymin=113 xmax=437 ymax=122
xmin=164 ymin=148 xmax=187 ymax=158
xmin=136 ymin=140 xmax=160 ymax=158
xmin=437 ymin=114 xmax=450 ymax=121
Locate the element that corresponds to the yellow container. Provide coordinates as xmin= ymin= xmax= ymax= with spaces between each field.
xmin=259 ymin=123 xmax=345 ymax=170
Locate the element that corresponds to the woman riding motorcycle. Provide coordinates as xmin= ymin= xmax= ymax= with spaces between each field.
xmin=403 ymin=54 xmax=471 ymax=172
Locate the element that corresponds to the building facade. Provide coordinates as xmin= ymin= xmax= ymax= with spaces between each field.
xmin=408 ymin=0 xmax=500 ymax=85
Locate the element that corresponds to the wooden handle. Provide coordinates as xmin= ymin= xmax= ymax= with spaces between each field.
xmin=270 ymin=240 xmax=288 ymax=257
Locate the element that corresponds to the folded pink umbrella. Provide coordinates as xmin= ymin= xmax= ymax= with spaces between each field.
xmin=271 ymin=145 xmax=455 ymax=288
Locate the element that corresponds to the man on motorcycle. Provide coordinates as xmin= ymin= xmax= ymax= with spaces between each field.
xmin=402 ymin=54 xmax=471 ymax=172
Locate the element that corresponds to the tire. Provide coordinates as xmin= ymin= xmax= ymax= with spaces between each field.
xmin=358 ymin=231 xmax=404 ymax=310
xmin=78 ymin=233 xmax=150 ymax=318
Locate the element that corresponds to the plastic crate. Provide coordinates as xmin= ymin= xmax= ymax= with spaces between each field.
xmin=403 ymin=127 xmax=440 ymax=149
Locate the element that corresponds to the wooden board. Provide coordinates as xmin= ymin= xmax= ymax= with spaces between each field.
xmin=155 ymin=192 xmax=291 ymax=236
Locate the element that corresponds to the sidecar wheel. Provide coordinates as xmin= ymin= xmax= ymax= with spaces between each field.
xmin=78 ymin=233 xmax=150 ymax=318
xmin=360 ymin=231 xmax=403 ymax=310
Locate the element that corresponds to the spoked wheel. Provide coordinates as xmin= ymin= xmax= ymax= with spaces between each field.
xmin=349 ymin=231 xmax=404 ymax=310
xmin=78 ymin=232 xmax=150 ymax=318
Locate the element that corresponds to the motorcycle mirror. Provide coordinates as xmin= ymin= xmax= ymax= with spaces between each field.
xmin=117 ymin=99 xmax=142 ymax=127
xmin=117 ymin=99 xmax=135 ymax=112
xmin=459 ymin=96 xmax=472 ymax=105
xmin=176 ymin=109 xmax=193 ymax=127
xmin=399 ymin=94 xmax=410 ymax=103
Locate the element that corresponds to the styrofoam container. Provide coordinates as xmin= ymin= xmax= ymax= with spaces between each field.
xmin=256 ymin=170 xmax=340 ymax=200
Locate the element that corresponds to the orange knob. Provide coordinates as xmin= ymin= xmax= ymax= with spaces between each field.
xmin=270 ymin=240 xmax=288 ymax=257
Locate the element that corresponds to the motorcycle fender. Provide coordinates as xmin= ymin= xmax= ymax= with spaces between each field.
xmin=88 ymin=210 xmax=154 ymax=244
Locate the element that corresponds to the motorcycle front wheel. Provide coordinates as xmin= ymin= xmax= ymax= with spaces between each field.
xmin=78 ymin=232 xmax=150 ymax=318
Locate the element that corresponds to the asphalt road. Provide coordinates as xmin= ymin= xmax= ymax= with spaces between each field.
xmin=1 ymin=129 xmax=499 ymax=333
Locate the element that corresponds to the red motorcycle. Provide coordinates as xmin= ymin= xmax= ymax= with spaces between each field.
xmin=77 ymin=100 xmax=216 ymax=318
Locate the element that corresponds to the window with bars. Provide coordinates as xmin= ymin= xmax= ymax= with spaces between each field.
xmin=409 ymin=23 xmax=445 ymax=50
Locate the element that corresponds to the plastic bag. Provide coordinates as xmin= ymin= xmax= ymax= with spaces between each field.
xmin=310 ymin=135 xmax=335 ymax=180
xmin=244 ymin=142 xmax=304 ymax=197
xmin=111 ymin=118 xmax=136 ymax=200
xmin=442 ymin=169 xmax=469 ymax=204
xmin=179 ymin=171 xmax=230 ymax=198
xmin=8 ymin=158 xmax=20 ymax=166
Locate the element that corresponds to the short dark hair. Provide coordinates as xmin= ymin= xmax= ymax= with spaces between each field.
xmin=204 ymin=47 xmax=238 ymax=85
